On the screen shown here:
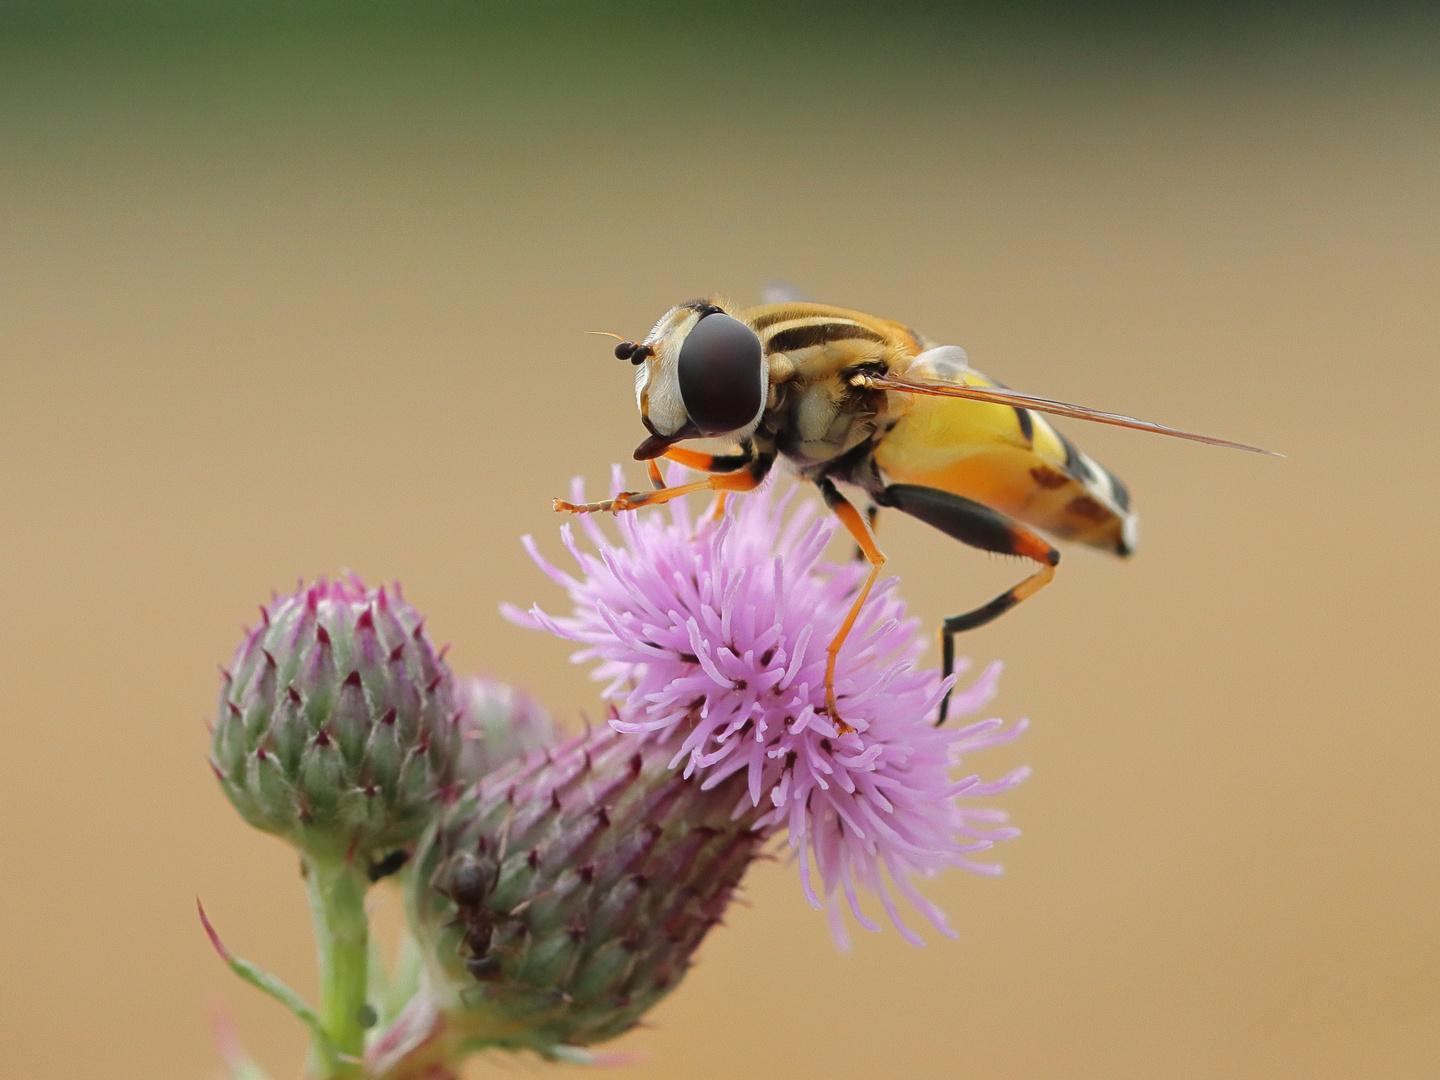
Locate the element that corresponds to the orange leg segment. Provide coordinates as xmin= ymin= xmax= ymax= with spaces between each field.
xmin=816 ymin=478 xmax=886 ymax=736
xmin=646 ymin=446 xmax=749 ymax=513
xmin=555 ymin=449 xmax=770 ymax=515
xmin=655 ymin=445 xmax=746 ymax=472
xmin=703 ymin=490 xmax=730 ymax=524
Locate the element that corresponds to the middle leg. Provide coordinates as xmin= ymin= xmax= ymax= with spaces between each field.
xmin=815 ymin=478 xmax=886 ymax=736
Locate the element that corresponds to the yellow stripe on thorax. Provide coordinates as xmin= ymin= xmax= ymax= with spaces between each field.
xmin=740 ymin=303 xmax=920 ymax=350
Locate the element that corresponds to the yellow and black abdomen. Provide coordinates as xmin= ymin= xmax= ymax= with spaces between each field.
xmin=874 ymin=362 xmax=1139 ymax=557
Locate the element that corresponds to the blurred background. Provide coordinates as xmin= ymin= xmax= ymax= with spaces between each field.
xmin=2 ymin=2 xmax=1437 ymax=1077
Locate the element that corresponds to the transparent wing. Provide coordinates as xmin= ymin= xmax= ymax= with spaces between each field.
xmin=860 ymin=368 xmax=1280 ymax=456
xmin=760 ymin=281 xmax=812 ymax=304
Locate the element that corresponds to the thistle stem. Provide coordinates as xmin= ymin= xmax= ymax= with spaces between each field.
xmin=304 ymin=855 xmax=370 ymax=1079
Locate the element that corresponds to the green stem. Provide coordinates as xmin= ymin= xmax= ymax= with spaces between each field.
xmin=304 ymin=855 xmax=370 ymax=1079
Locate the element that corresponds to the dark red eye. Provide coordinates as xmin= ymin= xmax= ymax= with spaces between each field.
xmin=676 ymin=312 xmax=764 ymax=436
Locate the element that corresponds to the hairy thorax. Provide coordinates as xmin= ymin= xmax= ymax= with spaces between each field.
xmin=760 ymin=339 xmax=912 ymax=471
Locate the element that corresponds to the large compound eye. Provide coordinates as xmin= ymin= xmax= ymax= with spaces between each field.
xmin=676 ymin=312 xmax=765 ymax=435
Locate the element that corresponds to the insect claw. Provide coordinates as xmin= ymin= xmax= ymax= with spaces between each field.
xmin=823 ymin=695 xmax=856 ymax=737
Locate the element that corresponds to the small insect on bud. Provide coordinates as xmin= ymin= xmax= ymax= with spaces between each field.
xmin=409 ymin=727 xmax=768 ymax=1055
xmin=443 ymin=852 xmax=497 ymax=907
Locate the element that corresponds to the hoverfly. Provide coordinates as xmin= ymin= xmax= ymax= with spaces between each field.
xmin=555 ymin=297 xmax=1273 ymax=731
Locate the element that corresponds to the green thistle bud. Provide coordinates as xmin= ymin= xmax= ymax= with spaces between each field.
xmin=454 ymin=674 xmax=559 ymax=785
xmin=404 ymin=725 xmax=767 ymax=1060
xmin=211 ymin=576 xmax=461 ymax=860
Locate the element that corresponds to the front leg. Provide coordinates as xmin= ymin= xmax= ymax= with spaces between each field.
xmin=555 ymin=448 xmax=773 ymax=515
xmin=656 ymin=443 xmax=754 ymax=474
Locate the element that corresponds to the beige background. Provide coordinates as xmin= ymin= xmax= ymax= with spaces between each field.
xmin=1 ymin=8 xmax=1437 ymax=1078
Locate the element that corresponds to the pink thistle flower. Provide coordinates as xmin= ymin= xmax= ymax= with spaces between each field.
xmin=503 ymin=468 xmax=1029 ymax=947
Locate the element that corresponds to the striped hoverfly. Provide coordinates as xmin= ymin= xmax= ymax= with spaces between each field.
xmin=556 ymin=296 xmax=1273 ymax=732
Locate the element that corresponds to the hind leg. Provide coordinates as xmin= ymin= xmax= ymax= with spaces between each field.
xmin=878 ymin=484 xmax=1060 ymax=724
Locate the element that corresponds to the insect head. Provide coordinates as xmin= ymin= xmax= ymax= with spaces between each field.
xmin=630 ymin=302 xmax=767 ymax=459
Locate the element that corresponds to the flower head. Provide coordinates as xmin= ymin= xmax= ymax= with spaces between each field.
xmin=211 ymin=574 xmax=461 ymax=859
xmin=401 ymin=724 xmax=768 ymax=1061
xmin=505 ymin=469 xmax=1028 ymax=946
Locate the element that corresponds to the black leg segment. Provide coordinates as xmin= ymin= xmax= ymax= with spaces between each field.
xmin=878 ymin=484 xmax=1060 ymax=724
